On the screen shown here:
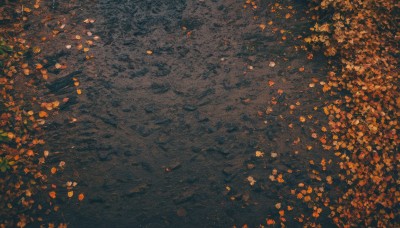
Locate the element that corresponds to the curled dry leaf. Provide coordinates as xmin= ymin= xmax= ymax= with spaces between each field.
xmin=247 ymin=176 xmax=256 ymax=186
xmin=255 ymin=151 xmax=264 ymax=157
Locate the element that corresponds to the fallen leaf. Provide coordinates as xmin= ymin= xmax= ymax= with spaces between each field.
xmin=269 ymin=61 xmax=276 ymax=67
xmin=33 ymin=46 xmax=41 ymax=54
xmin=255 ymin=151 xmax=264 ymax=157
xmin=39 ymin=111 xmax=48 ymax=118
xmin=26 ymin=150 xmax=34 ymax=156
xmin=268 ymin=80 xmax=275 ymax=87
xmin=49 ymin=191 xmax=56 ymax=199
xmin=59 ymin=161 xmax=66 ymax=168
xmin=266 ymin=219 xmax=275 ymax=225
xmin=326 ymin=176 xmax=333 ymax=184
xmin=247 ymin=176 xmax=256 ymax=186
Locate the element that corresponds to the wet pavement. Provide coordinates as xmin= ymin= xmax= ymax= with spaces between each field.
xmin=29 ymin=0 xmax=335 ymax=227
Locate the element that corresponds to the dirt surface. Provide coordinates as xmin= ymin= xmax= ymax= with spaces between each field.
xmin=25 ymin=0 xmax=337 ymax=227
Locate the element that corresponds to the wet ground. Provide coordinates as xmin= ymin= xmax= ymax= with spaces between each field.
xmin=26 ymin=0 xmax=336 ymax=227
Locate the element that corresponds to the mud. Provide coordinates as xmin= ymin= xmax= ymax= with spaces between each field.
xmin=27 ymin=0 xmax=336 ymax=227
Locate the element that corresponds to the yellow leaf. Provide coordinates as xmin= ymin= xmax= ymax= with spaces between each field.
xmin=255 ymin=151 xmax=264 ymax=157
xmin=247 ymin=176 xmax=256 ymax=186
xmin=33 ymin=46 xmax=41 ymax=54
xmin=52 ymin=101 xmax=60 ymax=108
xmin=7 ymin=132 xmax=15 ymax=139
xmin=68 ymin=191 xmax=74 ymax=198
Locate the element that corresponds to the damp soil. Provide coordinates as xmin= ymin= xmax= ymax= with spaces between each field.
xmin=25 ymin=0 xmax=337 ymax=227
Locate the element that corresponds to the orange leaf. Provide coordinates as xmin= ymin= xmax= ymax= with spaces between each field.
xmin=39 ymin=111 xmax=48 ymax=118
xmin=26 ymin=150 xmax=34 ymax=156
xmin=78 ymin=193 xmax=85 ymax=201
xmin=297 ymin=193 xmax=303 ymax=199
xmin=266 ymin=219 xmax=275 ymax=225
xmin=49 ymin=191 xmax=56 ymax=199
xmin=268 ymin=80 xmax=275 ymax=87
xmin=51 ymin=167 xmax=57 ymax=174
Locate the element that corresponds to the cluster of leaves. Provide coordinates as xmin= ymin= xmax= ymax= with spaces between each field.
xmin=0 ymin=33 xmax=49 ymax=227
xmin=306 ymin=0 xmax=399 ymax=226
xmin=1 ymin=1 xmax=83 ymax=227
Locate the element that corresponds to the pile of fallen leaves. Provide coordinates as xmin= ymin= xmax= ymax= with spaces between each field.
xmin=0 ymin=1 xmax=81 ymax=227
xmin=306 ymin=0 xmax=399 ymax=226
